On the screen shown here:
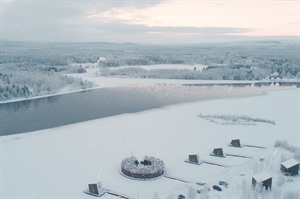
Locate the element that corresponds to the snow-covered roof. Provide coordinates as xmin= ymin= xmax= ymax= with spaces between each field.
xmin=253 ymin=172 xmax=272 ymax=181
xmin=281 ymin=158 xmax=299 ymax=168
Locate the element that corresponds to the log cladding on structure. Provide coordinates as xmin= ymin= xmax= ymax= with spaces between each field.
xmin=121 ymin=156 xmax=164 ymax=179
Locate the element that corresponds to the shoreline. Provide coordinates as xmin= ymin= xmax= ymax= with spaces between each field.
xmin=0 ymin=77 xmax=298 ymax=104
xmin=0 ymin=86 xmax=104 ymax=104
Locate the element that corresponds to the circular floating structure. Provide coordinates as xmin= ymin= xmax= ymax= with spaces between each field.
xmin=121 ymin=156 xmax=165 ymax=180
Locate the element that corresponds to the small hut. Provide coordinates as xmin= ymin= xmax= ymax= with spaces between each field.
xmin=185 ymin=154 xmax=202 ymax=165
xmin=211 ymin=148 xmax=225 ymax=157
xmin=281 ymin=158 xmax=299 ymax=176
xmin=84 ymin=181 xmax=107 ymax=197
xmin=229 ymin=139 xmax=242 ymax=147
xmin=252 ymin=172 xmax=272 ymax=190
xmin=189 ymin=154 xmax=200 ymax=163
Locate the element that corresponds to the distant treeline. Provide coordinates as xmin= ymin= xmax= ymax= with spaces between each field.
xmin=0 ymin=40 xmax=299 ymax=100
xmin=99 ymin=66 xmax=274 ymax=80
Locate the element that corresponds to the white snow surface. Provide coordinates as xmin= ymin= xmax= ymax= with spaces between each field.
xmin=281 ymin=158 xmax=299 ymax=168
xmin=109 ymin=64 xmax=206 ymax=71
xmin=66 ymin=68 xmax=282 ymax=89
xmin=1 ymin=88 xmax=299 ymax=199
xmin=252 ymin=171 xmax=272 ymax=182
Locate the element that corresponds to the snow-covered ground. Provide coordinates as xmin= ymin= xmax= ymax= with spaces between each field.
xmin=1 ymin=88 xmax=299 ymax=199
xmin=108 ymin=64 xmax=206 ymax=71
xmin=0 ymin=86 xmax=98 ymax=104
xmin=66 ymin=68 xmax=289 ymax=89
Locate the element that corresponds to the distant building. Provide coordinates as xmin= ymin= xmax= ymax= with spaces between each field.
xmin=281 ymin=158 xmax=299 ymax=176
xmin=269 ymin=72 xmax=280 ymax=79
xmin=230 ymin=139 xmax=242 ymax=147
xmin=212 ymin=148 xmax=225 ymax=157
xmin=252 ymin=172 xmax=272 ymax=190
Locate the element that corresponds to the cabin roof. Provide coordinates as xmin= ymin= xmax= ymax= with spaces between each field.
xmin=281 ymin=158 xmax=299 ymax=168
xmin=253 ymin=171 xmax=272 ymax=182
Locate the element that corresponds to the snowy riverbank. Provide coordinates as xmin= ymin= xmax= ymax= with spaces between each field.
xmin=1 ymin=88 xmax=299 ymax=199
xmin=66 ymin=68 xmax=274 ymax=88
xmin=2 ymin=65 xmax=298 ymax=104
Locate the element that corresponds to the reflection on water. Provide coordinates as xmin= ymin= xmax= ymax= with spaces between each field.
xmin=0 ymin=83 xmax=297 ymax=136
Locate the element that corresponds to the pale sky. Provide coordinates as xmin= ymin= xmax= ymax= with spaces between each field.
xmin=1 ymin=0 xmax=299 ymax=43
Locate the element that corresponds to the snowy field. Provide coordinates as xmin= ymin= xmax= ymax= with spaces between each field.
xmin=66 ymin=67 xmax=214 ymax=88
xmin=66 ymin=68 xmax=287 ymax=89
xmin=1 ymin=88 xmax=299 ymax=199
xmin=108 ymin=64 xmax=206 ymax=71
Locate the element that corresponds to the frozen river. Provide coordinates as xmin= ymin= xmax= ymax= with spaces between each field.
xmin=0 ymin=82 xmax=297 ymax=136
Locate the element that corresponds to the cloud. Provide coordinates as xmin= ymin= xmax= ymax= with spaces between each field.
xmin=90 ymin=0 xmax=298 ymax=36
xmin=1 ymin=0 xmax=166 ymax=40
xmin=1 ymin=0 xmax=298 ymax=43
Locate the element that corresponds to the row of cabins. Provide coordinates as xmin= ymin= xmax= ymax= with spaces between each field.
xmin=87 ymin=158 xmax=299 ymax=196
xmin=187 ymin=139 xmax=299 ymax=191
xmin=186 ymin=139 xmax=237 ymax=162
xmin=86 ymin=139 xmax=299 ymax=196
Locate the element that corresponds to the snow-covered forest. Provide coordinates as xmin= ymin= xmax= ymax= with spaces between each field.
xmin=0 ymin=70 xmax=92 ymax=101
xmin=1 ymin=40 xmax=299 ymax=101
xmin=0 ymin=41 xmax=96 ymax=101
xmin=97 ymin=41 xmax=300 ymax=80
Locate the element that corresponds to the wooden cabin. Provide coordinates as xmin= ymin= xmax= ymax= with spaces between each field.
xmin=189 ymin=154 xmax=200 ymax=164
xmin=252 ymin=172 xmax=272 ymax=190
xmin=85 ymin=181 xmax=107 ymax=197
xmin=281 ymin=158 xmax=299 ymax=176
xmin=230 ymin=139 xmax=241 ymax=147
xmin=212 ymin=148 xmax=225 ymax=157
